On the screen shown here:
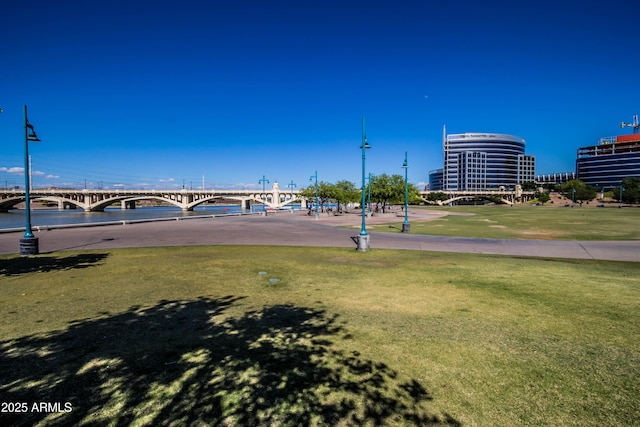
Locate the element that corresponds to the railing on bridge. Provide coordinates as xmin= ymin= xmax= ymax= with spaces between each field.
xmin=2 ymin=185 xmax=536 ymax=212
xmin=0 ymin=185 xmax=303 ymax=212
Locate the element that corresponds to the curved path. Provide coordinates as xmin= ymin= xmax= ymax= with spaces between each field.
xmin=1 ymin=210 xmax=639 ymax=262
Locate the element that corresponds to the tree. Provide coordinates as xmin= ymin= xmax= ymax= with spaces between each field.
xmin=299 ymin=184 xmax=318 ymax=211
xmin=520 ymin=181 xmax=537 ymax=191
xmin=535 ymin=191 xmax=550 ymax=205
xmin=298 ymin=182 xmax=333 ymax=212
xmin=613 ymin=177 xmax=640 ymax=203
xmin=426 ymin=192 xmax=448 ymax=203
xmin=331 ymin=180 xmax=359 ymax=212
xmin=561 ymin=180 xmax=597 ymax=203
xmin=316 ymin=182 xmax=334 ymax=212
xmin=299 ymin=185 xmax=316 ymax=201
xmin=368 ymin=174 xmax=420 ymax=212
xmin=407 ymin=183 xmax=422 ymax=204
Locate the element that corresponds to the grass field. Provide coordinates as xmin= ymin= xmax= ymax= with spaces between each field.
xmin=1 ymin=246 xmax=639 ymax=426
xmin=383 ymin=205 xmax=640 ymax=240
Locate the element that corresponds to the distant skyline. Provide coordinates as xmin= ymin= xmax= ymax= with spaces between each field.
xmin=1 ymin=0 xmax=639 ymax=190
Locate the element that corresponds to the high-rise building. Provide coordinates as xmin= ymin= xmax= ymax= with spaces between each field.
xmin=433 ymin=128 xmax=535 ymax=191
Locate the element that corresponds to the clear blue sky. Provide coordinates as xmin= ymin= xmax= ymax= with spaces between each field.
xmin=1 ymin=0 xmax=639 ymax=191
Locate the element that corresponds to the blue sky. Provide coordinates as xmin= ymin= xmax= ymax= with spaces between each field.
xmin=1 ymin=0 xmax=639 ymax=191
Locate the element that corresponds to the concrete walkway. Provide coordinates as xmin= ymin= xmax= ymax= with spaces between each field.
xmin=1 ymin=209 xmax=639 ymax=262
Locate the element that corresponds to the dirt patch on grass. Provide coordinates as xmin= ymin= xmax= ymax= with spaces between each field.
xmin=327 ymin=256 xmax=393 ymax=268
xmin=519 ymin=229 xmax=567 ymax=239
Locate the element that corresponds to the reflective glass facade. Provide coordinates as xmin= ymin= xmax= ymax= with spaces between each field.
xmin=443 ymin=133 xmax=534 ymax=190
xmin=428 ymin=169 xmax=444 ymax=191
xmin=576 ymin=137 xmax=640 ymax=189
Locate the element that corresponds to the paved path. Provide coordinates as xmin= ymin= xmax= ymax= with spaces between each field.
xmin=1 ymin=209 xmax=639 ymax=262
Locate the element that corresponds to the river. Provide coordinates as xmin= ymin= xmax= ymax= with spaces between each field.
xmin=0 ymin=205 xmax=274 ymax=230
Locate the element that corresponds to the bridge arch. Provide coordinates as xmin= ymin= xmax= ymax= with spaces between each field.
xmin=183 ymin=195 xmax=249 ymax=211
xmin=0 ymin=196 xmax=24 ymax=212
xmin=31 ymin=196 xmax=85 ymax=210
xmin=438 ymin=195 xmax=513 ymax=206
xmin=113 ymin=196 xmax=185 ymax=211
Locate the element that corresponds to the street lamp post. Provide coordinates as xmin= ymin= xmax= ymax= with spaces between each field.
xmin=259 ymin=175 xmax=269 ymax=213
xmin=20 ymin=105 xmax=41 ymax=256
xmin=367 ymin=173 xmax=372 ymax=216
xmin=310 ymin=171 xmax=319 ymax=220
xmin=402 ymin=151 xmax=410 ymax=233
xmin=619 ymin=184 xmax=624 ymax=208
xmin=358 ymin=117 xmax=371 ymax=251
xmin=287 ymin=180 xmax=296 ymax=211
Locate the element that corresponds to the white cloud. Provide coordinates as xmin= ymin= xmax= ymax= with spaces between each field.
xmin=1 ymin=167 xmax=59 ymax=180
xmin=0 ymin=166 xmax=60 ymax=179
xmin=0 ymin=166 xmax=24 ymax=174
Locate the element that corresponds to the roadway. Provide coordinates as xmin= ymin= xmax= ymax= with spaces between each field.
xmin=0 ymin=209 xmax=639 ymax=262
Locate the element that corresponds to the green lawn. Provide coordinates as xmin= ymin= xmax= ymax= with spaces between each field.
xmin=1 ymin=246 xmax=639 ymax=426
xmin=382 ymin=205 xmax=640 ymax=240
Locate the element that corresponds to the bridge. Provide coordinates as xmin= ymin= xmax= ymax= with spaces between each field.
xmin=419 ymin=188 xmax=536 ymax=206
xmin=1 ymin=184 xmax=537 ymax=213
xmin=0 ymin=183 xmax=303 ymax=212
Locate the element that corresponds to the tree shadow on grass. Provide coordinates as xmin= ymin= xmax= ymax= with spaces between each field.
xmin=0 ymin=253 xmax=110 ymax=276
xmin=0 ymin=296 xmax=460 ymax=426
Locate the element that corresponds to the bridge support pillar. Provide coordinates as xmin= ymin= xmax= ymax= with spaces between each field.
xmin=121 ymin=201 xmax=136 ymax=210
xmin=242 ymin=198 xmax=251 ymax=211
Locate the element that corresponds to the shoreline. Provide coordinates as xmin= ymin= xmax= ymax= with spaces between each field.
xmin=1 ymin=208 xmax=639 ymax=261
xmin=0 ymin=211 xmax=263 ymax=234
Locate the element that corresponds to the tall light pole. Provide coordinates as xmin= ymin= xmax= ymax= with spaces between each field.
xmin=259 ymin=175 xmax=269 ymax=213
xmin=619 ymin=184 xmax=624 ymax=208
xmin=367 ymin=173 xmax=372 ymax=216
xmin=310 ymin=171 xmax=319 ymax=220
xmin=402 ymin=151 xmax=410 ymax=233
xmin=21 ymin=105 xmax=41 ymax=256
xmin=358 ymin=117 xmax=371 ymax=251
xmin=367 ymin=172 xmax=376 ymax=216
xmin=287 ymin=180 xmax=296 ymax=210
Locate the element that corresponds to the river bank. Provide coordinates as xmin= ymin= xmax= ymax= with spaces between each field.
xmin=1 ymin=208 xmax=639 ymax=261
xmin=0 ymin=205 xmax=263 ymax=231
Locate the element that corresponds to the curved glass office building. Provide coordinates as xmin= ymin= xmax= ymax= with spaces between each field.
xmin=441 ymin=131 xmax=535 ymax=191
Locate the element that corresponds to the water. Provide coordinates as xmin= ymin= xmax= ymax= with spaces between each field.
xmin=0 ymin=205 xmax=254 ymax=230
